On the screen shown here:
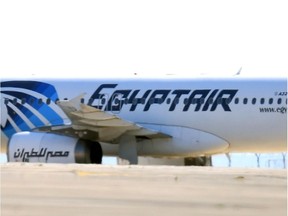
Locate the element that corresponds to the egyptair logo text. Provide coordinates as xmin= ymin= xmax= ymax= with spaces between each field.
xmin=88 ymin=84 xmax=238 ymax=112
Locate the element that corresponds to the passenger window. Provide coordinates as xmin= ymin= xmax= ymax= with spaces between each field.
xmin=216 ymin=98 xmax=222 ymax=104
xmin=243 ymin=98 xmax=248 ymax=104
xmin=277 ymin=98 xmax=282 ymax=105
xmin=173 ymin=98 xmax=180 ymax=105
xmin=29 ymin=98 xmax=34 ymax=104
xmin=46 ymin=98 xmax=51 ymax=105
xmin=200 ymin=98 xmax=205 ymax=104
xmin=260 ymin=98 xmax=265 ymax=104
xmin=38 ymin=98 xmax=43 ymax=105
xmin=234 ymin=98 xmax=239 ymax=104
xmin=166 ymin=98 xmax=171 ymax=104
xmin=269 ymin=98 xmax=273 ymax=104
xmin=4 ymin=98 xmax=9 ymax=105
xmin=21 ymin=98 xmax=26 ymax=104
xmin=149 ymin=98 xmax=155 ymax=104
xmin=225 ymin=98 xmax=231 ymax=104
xmin=191 ymin=98 xmax=197 ymax=104
xmin=114 ymin=98 xmax=120 ymax=105
xmin=157 ymin=98 xmax=164 ymax=103
xmin=88 ymin=98 xmax=93 ymax=105
xmin=141 ymin=98 xmax=145 ymax=104
xmin=184 ymin=98 xmax=189 ymax=105
xmin=132 ymin=98 xmax=138 ymax=105
xmin=101 ymin=98 xmax=106 ymax=105
xmin=252 ymin=98 xmax=256 ymax=105
xmin=13 ymin=98 xmax=17 ymax=105
xmin=80 ymin=98 xmax=85 ymax=104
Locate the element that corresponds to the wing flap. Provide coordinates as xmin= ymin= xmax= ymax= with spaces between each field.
xmin=54 ymin=95 xmax=170 ymax=142
xmin=71 ymin=105 xmax=117 ymax=121
xmin=78 ymin=118 xmax=134 ymax=127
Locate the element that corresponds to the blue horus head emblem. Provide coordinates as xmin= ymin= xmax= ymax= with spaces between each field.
xmin=1 ymin=81 xmax=65 ymax=138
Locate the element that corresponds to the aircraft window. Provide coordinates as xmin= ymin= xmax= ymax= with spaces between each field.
xmin=80 ymin=98 xmax=85 ymax=104
xmin=21 ymin=98 xmax=26 ymax=104
xmin=149 ymin=98 xmax=155 ymax=104
xmin=208 ymin=98 xmax=213 ymax=104
xmin=13 ymin=98 xmax=17 ymax=105
xmin=30 ymin=98 xmax=34 ymax=104
xmin=243 ymin=98 xmax=248 ymax=104
xmin=132 ymin=99 xmax=138 ymax=105
xmin=184 ymin=98 xmax=189 ymax=105
xmin=173 ymin=98 xmax=180 ymax=104
xmin=114 ymin=98 xmax=120 ymax=105
xmin=191 ymin=98 xmax=197 ymax=104
xmin=4 ymin=98 xmax=9 ymax=105
xmin=225 ymin=98 xmax=232 ymax=104
xmin=269 ymin=98 xmax=273 ymax=104
xmin=260 ymin=98 xmax=265 ymax=104
xmin=46 ymin=98 xmax=51 ymax=105
xmin=101 ymin=98 xmax=106 ymax=105
xmin=157 ymin=98 xmax=164 ymax=103
xmin=131 ymin=98 xmax=142 ymax=105
xmin=166 ymin=98 xmax=171 ymax=104
xmin=38 ymin=98 xmax=43 ymax=105
xmin=277 ymin=98 xmax=282 ymax=105
xmin=234 ymin=98 xmax=239 ymax=104
xmin=88 ymin=98 xmax=93 ymax=104
xmin=252 ymin=98 xmax=256 ymax=105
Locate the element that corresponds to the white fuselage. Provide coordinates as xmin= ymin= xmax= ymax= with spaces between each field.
xmin=1 ymin=77 xmax=287 ymax=156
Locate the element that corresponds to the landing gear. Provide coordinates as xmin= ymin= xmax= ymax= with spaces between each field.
xmin=184 ymin=156 xmax=212 ymax=166
xmin=89 ymin=141 xmax=103 ymax=164
xmin=118 ymin=135 xmax=138 ymax=165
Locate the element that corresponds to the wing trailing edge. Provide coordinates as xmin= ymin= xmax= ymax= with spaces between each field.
xmin=51 ymin=95 xmax=171 ymax=143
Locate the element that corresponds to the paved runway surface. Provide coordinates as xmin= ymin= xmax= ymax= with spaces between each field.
xmin=1 ymin=163 xmax=287 ymax=216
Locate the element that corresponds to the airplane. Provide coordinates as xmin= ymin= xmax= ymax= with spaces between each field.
xmin=0 ymin=77 xmax=287 ymax=165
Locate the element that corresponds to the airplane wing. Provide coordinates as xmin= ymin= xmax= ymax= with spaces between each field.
xmin=36 ymin=94 xmax=170 ymax=143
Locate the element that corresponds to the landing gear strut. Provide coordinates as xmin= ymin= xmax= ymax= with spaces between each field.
xmin=184 ymin=156 xmax=212 ymax=166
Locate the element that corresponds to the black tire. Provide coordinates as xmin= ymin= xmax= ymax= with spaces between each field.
xmin=89 ymin=141 xmax=103 ymax=164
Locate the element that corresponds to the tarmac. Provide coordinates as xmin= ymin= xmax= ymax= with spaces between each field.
xmin=0 ymin=163 xmax=287 ymax=216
